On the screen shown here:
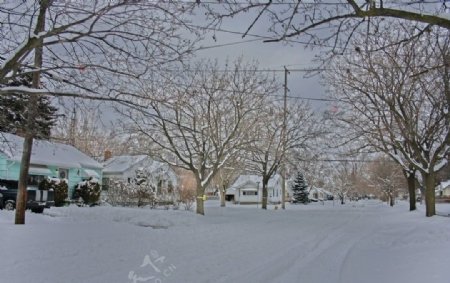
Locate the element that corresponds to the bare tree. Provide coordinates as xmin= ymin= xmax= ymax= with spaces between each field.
xmin=52 ymin=107 xmax=133 ymax=161
xmin=121 ymin=59 xmax=276 ymax=215
xmin=0 ymin=0 xmax=197 ymax=224
xmin=331 ymin=162 xmax=354 ymax=205
xmin=367 ymin=156 xmax=406 ymax=207
xmin=0 ymin=1 xmax=197 ymax=96
xmin=325 ymin=23 xmax=450 ymax=216
xmin=203 ymin=1 xmax=450 ymax=51
xmin=209 ymin=158 xmax=244 ymax=207
xmin=245 ymin=100 xmax=320 ymax=209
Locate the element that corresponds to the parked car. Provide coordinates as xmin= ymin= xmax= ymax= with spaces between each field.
xmin=0 ymin=185 xmax=54 ymax=213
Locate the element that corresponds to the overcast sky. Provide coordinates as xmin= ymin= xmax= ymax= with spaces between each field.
xmin=101 ymin=6 xmax=332 ymax=128
xmin=189 ymin=8 xmax=330 ymax=111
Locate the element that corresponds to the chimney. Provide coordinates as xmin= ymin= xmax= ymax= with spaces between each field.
xmin=104 ymin=150 xmax=112 ymax=161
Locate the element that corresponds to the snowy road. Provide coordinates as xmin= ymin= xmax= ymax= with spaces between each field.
xmin=1 ymin=200 xmax=449 ymax=283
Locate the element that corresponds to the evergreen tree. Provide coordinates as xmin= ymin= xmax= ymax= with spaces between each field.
xmin=0 ymin=71 xmax=57 ymax=139
xmin=292 ymin=172 xmax=309 ymax=204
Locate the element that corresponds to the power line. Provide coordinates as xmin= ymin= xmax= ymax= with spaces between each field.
xmin=297 ymin=158 xmax=399 ymax=163
xmin=145 ymin=77 xmax=335 ymax=102
xmin=188 ymin=0 xmax=445 ymax=6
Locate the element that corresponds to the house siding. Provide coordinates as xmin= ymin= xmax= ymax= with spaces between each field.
xmin=0 ymin=155 xmax=15 ymax=180
xmin=0 ymin=155 xmax=102 ymax=197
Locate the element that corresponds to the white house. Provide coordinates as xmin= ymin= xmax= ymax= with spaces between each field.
xmin=102 ymin=155 xmax=178 ymax=194
xmin=436 ymin=180 xmax=450 ymax=197
xmin=308 ymin=187 xmax=334 ymax=201
xmin=225 ymin=174 xmax=289 ymax=204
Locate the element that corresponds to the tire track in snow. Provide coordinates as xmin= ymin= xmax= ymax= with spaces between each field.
xmin=224 ymin=208 xmax=369 ymax=283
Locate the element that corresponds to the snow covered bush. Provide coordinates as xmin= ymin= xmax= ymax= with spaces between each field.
xmin=38 ymin=177 xmax=68 ymax=207
xmin=74 ymin=178 xmax=101 ymax=205
xmin=105 ymin=180 xmax=129 ymax=206
xmin=106 ymin=179 xmax=157 ymax=207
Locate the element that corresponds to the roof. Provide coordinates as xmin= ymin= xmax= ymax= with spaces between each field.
xmin=0 ymin=132 xmax=102 ymax=169
xmin=309 ymin=187 xmax=333 ymax=195
xmin=103 ymin=155 xmax=148 ymax=174
xmin=103 ymin=155 xmax=178 ymax=184
xmin=436 ymin=179 xmax=450 ymax=191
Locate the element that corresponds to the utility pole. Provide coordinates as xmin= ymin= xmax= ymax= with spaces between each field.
xmin=69 ymin=106 xmax=77 ymax=146
xmin=281 ymin=66 xmax=289 ymax=209
xmin=15 ymin=1 xmax=48 ymax=224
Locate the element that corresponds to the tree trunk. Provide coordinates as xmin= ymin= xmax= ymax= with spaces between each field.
xmin=281 ymin=171 xmax=286 ymax=209
xmin=196 ymin=184 xmax=205 ymax=215
xmin=389 ymin=192 xmax=395 ymax=207
xmin=261 ymin=181 xmax=268 ymax=210
xmin=15 ymin=133 xmax=34 ymax=224
xmin=423 ymin=173 xmax=436 ymax=217
xmin=407 ymin=172 xmax=416 ymax=211
xmin=15 ymin=0 xmax=48 ymax=224
xmin=220 ymin=186 xmax=226 ymax=207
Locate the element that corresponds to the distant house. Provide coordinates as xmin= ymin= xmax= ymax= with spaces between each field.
xmin=308 ymin=187 xmax=334 ymax=201
xmin=225 ymin=174 xmax=289 ymax=204
xmin=0 ymin=132 xmax=102 ymax=197
xmin=436 ymin=180 xmax=450 ymax=197
xmin=102 ymin=155 xmax=178 ymax=194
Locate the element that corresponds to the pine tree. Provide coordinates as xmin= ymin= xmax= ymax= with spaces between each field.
xmin=292 ymin=172 xmax=309 ymax=204
xmin=0 ymin=71 xmax=57 ymax=139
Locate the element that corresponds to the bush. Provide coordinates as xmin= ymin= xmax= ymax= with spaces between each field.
xmin=74 ymin=178 xmax=101 ymax=205
xmin=106 ymin=179 xmax=158 ymax=207
xmin=179 ymin=186 xmax=196 ymax=211
xmin=38 ymin=177 xmax=68 ymax=207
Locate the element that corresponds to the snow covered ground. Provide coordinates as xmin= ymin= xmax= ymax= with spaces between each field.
xmin=1 ymin=200 xmax=449 ymax=283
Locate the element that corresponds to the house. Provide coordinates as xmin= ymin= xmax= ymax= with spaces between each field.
xmin=102 ymin=155 xmax=178 ymax=194
xmin=436 ymin=180 xmax=450 ymax=197
xmin=0 ymin=132 xmax=102 ymax=197
xmin=308 ymin=187 xmax=334 ymax=201
xmin=225 ymin=174 xmax=289 ymax=204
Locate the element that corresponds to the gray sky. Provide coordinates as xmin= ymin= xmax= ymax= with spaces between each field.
xmin=101 ymin=9 xmax=332 ymax=128
xmin=190 ymin=11 xmax=330 ymax=111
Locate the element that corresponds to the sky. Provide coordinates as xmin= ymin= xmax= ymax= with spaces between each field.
xmin=99 ymin=9 xmax=331 ymax=128
xmin=191 ymin=10 xmax=330 ymax=111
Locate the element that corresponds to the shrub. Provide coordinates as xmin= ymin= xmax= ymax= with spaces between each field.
xmin=179 ymin=186 xmax=196 ymax=211
xmin=38 ymin=177 xmax=68 ymax=207
xmin=106 ymin=179 xmax=157 ymax=207
xmin=75 ymin=178 xmax=101 ymax=205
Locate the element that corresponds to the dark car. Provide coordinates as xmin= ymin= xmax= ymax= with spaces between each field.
xmin=0 ymin=185 xmax=54 ymax=213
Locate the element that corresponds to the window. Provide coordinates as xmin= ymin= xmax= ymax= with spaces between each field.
xmin=102 ymin=178 xmax=110 ymax=191
xmin=243 ymin=191 xmax=257 ymax=196
xmin=59 ymin=168 xmax=69 ymax=180
xmin=28 ymin=175 xmax=46 ymax=186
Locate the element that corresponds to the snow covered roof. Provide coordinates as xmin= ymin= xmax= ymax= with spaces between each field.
xmin=103 ymin=155 xmax=177 ymax=184
xmin=103 ymin=155 xmax=148 ymax=174
xmin=436 ymin=180 xmax=450 ymax=191
xmin=228 ymin=174 xmax=281 ymax=191
xmin=309 ymin=187 xmax=333 ymax=196
xmin=0 ymin=132 xmax=102 ymax=169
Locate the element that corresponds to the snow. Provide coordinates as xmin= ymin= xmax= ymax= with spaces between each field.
xmin=0 ymin=132 xmax=102 ymax=169
xmin=440 ymin=179 xmax=450 ymax=189
xmin=1 ymin=200 xmax=449 ymax=283
xmin=103 ymin=155 xmax=148 ymax=174
xmin=103 ymin=155 xmax=178 ymax=186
